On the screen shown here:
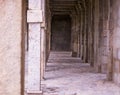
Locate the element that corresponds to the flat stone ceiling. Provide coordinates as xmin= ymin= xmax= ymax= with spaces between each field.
xmin=49 ymin=0 xmax=84 ymax=15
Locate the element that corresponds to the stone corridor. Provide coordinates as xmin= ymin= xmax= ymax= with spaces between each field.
xmin=1 ymin=0 xmax=120 ymax=95
xmin=42 ymin=52 xmax=120 ymax=95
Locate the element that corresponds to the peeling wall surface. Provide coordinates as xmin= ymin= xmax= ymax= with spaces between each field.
xmin=0 ymin=0 xmax=22 ymax=95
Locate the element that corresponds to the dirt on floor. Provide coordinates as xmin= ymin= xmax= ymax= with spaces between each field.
xmin=42 ymin=51 xmax=120 ymax=95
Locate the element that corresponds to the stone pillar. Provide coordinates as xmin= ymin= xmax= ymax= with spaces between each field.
xmin=85 ymin=5 xmax=90 ymax=63
xmin=94 ymin=0 xmax=103 ymax=73
xmin=40 ymin=0 xmax=46 ymax=80
xmin=112 ymin=0 xmax=120 ymax=86
xmin=94 ymin=0 xmax=100 ymax=72
xmin=71 ymin=14 xmax=74 ymax=56
xmin=40 ymin=27 xmax=46 ymax=80
xmin=46 ymin=9 xmax=51 ymax=61
xmin=85 ymin=1 xmax=93 ymax=64
xmin=71 ymin=14 xmax=79 ymax=57
xmin=107 ymin=0 xmax=113 ymax=81
xmin=80 ymin=11 xmax=84 ymax=59
xmin=83 ymin=8 xmax=87 ymax=62
xmin=96 ymin=0 xmax=110 ymax=74
xmin=87 ymin=2 xmax=92 ymax=64
xmin=78 ymin=14 xmax=81 ymax=57
xmin=79 ymin=12 xmax=83 ymax=58
xmin=45 ymin=0 xmax=51 ymax=60
xmin=77 ymin=15 xmax=81 ymax=57
xmin=27 ymin=0 xmax=43 ymax=94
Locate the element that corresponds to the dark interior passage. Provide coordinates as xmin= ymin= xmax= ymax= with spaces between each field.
xmin=51 ymin=15 xmax=71 ymax=51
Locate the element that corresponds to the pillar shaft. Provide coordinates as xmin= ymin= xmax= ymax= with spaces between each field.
xmin=83 ymin=10 xmax=87 ymax=62
xmin=27 ymin=0 xmax=43 ymax=94
xmin=40 ymin=28 xmax=46 ymax=80
xmin=27 ymin=24 xmax=41 ymax=91
xmin=71 ymin=14 xmax=78 ymax=57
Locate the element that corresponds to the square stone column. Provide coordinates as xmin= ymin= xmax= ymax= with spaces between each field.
xmin=27 ymin=0 xmax=43 ymax=94
xmin=40 ymin=27 xmax=46 ymax=80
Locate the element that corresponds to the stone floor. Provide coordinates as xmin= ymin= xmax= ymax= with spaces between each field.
xmin=42 ymin=51 xmax=120 ymax=95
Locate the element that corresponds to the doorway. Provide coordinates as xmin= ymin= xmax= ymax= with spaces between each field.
xmin=51 ymin=15 xmax=71 ymax=51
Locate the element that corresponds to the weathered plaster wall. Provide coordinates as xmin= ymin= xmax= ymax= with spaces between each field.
xmin=0 ymin=0 xmax=22 ymax=95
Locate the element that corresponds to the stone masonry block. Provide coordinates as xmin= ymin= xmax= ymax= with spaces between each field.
xmin=27 ymin=10 xmax=43 ymax=23
xmin=28 ymin=0 xmax=41 ymax=9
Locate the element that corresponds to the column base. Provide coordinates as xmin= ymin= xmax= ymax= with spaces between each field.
xmin=27 ymin=90 xmax=43 ymax=95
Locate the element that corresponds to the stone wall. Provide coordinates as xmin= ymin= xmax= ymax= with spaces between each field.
xmin=0 ymin=0 xmax=23 ymax=95
xmin=51 ymin=15 xmax=71 ymax=51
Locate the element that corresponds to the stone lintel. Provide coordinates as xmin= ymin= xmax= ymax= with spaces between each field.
xmin=27 ymin=10 xmax=43 ymax=23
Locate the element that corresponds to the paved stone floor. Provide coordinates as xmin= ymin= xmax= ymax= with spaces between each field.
xmin=42 ymin=51 xmax=120 ymax=95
